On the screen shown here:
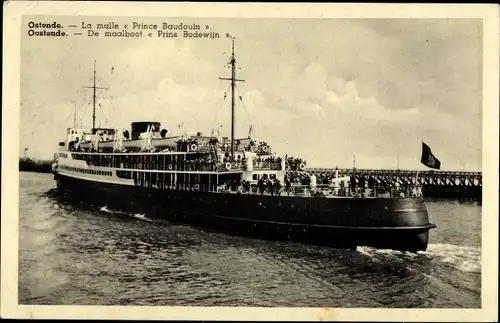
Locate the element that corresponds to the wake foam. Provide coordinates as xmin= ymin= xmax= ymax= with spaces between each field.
xmin=99 ymin=205 xmax=127 ymax=215
xmin=423 ymin=243 xmax=481 ymax=273
xmin=131 ymin=213 xmax=152 ymax=222
xmin=357 ymin=243 xmax=481 ymax=273
xmin=100 ymin=206 xmax=152 ymax=223
xmin=357 ymin=246 xmax=416 ymax=259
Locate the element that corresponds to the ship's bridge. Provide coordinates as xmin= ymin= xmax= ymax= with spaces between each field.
xmin=66 ymin=128 xmax=92 ymax=145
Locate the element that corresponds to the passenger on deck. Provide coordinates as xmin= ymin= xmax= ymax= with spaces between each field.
xmin=285 ymin=178 xmax=291 ymax=196
xmin=274 ymin=179 xmax=282 ymax=196
xmin=267 ymin=179 xmax=274 ymax=196
xmin=257 ymin=178 xmax=265 ymax=195
xmin=242 ymin=180 xmax=251 ymax=193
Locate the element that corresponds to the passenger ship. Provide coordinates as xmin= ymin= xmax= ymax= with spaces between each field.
xmin=53 ymin=41 xmax=436 ymax=252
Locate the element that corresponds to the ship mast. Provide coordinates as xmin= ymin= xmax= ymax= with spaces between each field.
xmin=219 ymin=39 xmax=245 ymax=160
xmin=82 ymin=60 xmax=107 ymax=134
xmin=72 ymin=100 xmax=77 ymax=128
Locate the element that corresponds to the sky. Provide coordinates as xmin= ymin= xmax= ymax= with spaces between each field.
xmin=20 ymin=17 xmax=482 ymax=171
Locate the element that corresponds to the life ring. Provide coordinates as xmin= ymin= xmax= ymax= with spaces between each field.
xmin=190 ymin=143 xmax=198 ymax=151
xmin=262 ymin=146 xmax=269 ymax=153
xmin=225 ymin=162 xmax=232 ymax=170
xmin=137 ymin=179 xmax=142 ymax=186
xmin=167 ymin=164 xmax=173 ymax=170
xmin=194 ymin=184 xmax=200 ymax=190
xmin=299 ymin=163 xmax=306 ymax=170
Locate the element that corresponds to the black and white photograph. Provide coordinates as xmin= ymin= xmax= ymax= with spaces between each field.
xmin=2 ymin=2 xmax=498 ymax=321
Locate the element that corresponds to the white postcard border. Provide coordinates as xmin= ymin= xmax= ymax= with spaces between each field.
xmin=2 ymin=2 xmax=498 ymax=321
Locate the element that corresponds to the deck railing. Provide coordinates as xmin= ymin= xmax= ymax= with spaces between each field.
xmin=143 ymin=181 xmax=423 ymax=198
xmin=286 ymin=184 xmax=423 ymax=198
xmin=234 ymin=184 xmax=423 ymax=198
xmin=253 ymin=160 xmax=282 ymax=171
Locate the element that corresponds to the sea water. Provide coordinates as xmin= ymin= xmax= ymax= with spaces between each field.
xmin=18 ymin=172 xmax=481 ymax=307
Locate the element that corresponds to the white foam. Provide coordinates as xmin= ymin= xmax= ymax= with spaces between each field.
xmin=131 ymin=213 xmax=152 ymax=222
xmin=357 ymin=246 xmax=375 ymax=257
xmin=357 ymin=246 xmax=407 ymax=258
xmin=100 ymin=205 xmax=111 ymax=213
xmin=99 ymin=205 xmax=127 ymax=215
xmin=424 ymin=243 xmax=481 ymax=273
xmin=357 ymin=244 xmax=480 ymax=273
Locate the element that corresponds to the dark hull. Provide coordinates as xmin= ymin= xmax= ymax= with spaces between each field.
xmin=54 ymin=173 xmax=435 ymax=252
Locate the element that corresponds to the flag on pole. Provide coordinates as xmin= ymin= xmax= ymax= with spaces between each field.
xmin=420 ymin=142 xmax=441 ymax=169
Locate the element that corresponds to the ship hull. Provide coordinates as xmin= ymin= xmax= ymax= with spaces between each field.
xmin=54 ymin=173 xmax=435 ymax=252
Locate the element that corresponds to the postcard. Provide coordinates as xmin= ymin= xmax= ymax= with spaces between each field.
xmin=2 ymin=1 xmax=498 ymax=321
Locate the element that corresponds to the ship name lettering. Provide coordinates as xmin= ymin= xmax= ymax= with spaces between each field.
xmin=183 ymin=30 xmax=220 ymax=39
xmin=133 ymin=22 xmax=158 ymax=30
xmin=162 ymin=22 xmax=201 ymax=30
xmin=157 ymin=30 xmax=178 ymax=38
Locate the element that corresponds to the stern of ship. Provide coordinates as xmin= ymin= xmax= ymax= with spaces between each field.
xmin=343 ymin=196 xmax=435 ymax=252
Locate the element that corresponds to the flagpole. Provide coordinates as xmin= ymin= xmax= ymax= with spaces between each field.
xmin=416 ymin=140 xmax=421 ymax=187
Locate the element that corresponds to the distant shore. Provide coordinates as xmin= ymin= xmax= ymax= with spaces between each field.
xmin=19 ymin=158 xmax=53 ymax=173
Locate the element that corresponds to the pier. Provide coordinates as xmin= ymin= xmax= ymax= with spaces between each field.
xmin=307 ymin=168 xmax=482 ymax=200
xmin=19 ymin=158 xmax=53 ymax=173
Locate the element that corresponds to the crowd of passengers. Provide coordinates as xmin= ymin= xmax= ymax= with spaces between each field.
xmin=283 ymin=172 xmax=422 ymax=197
xmin=77 ymin=149 xmax=285 ymax=171
xmin=77 ymin=153 xmax=285 ymax=172
xmin=214 ymin=175 xmax=421 ymax=197
xmin=217 ymin=179 xmax=283 ymax=196
xmin=160 ymin=175 xmax=420 ymax=197
xmin=252 ymin=156 xmax=282 ymax=169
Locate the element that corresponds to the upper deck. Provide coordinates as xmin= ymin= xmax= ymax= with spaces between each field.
xmin=60 ymin=148 xmax=284 ymax=173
